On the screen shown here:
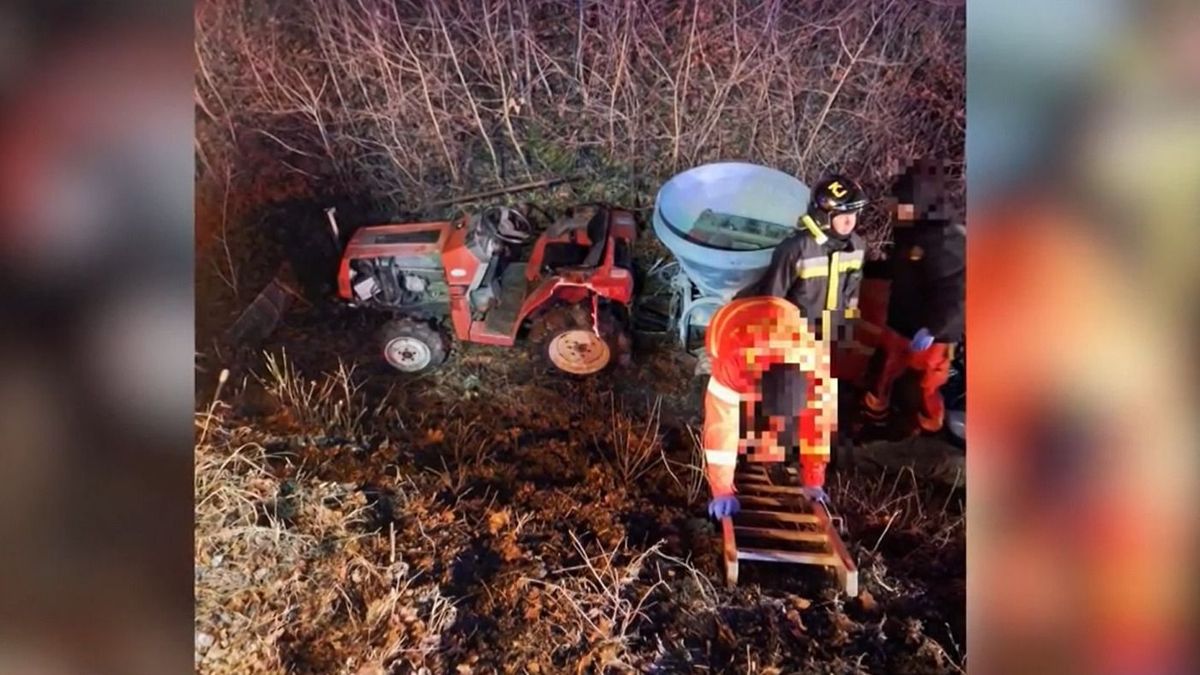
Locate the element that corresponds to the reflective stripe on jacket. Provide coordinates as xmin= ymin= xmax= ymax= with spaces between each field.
xmin=740 ymin=214 xmax=866 ymax=335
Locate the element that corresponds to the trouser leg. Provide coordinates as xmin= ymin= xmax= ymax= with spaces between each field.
xmin=864 ymin=328 xmax=910 ymax=412
xmin=799 ymin=379 xmax=834 ymax=489
xmin=915 ymin=343 xmax=952 ymax=432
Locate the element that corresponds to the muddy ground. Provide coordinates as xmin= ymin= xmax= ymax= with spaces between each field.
xmin=194 ymin=205 xmax=964 ymax=674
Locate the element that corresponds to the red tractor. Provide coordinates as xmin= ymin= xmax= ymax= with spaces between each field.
xmin=333 ymin=204 xmax=636 ymax=375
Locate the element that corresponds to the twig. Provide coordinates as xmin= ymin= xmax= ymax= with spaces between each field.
xmin=394 ymin=3 xmax=459 ymax=183
xmin=254 ymin=129 xmax=321 ymax=158
xmin=799 ymin=0 xmax=896 ymax=167
xmin=870 ymin=509 xmax=899 ymax=554
xmin=671 ymin=0 xmax=700 ymax=169
xmin=575 ymin=0 xmax=586 ymax=98
xmin=213 ymin=163 xmax=239 ymax=297
xmin=428 ymin=175 xmax=581 ymax=207
xmin=481 ymin=2 xmax=531 ymax=178
xmin=197 ymin=368 xmax=231 ymax=447
xmin=940 ymin=467 xmax=961 ymax=515
xmin=432 ymin=1 xmax=501 ymax=182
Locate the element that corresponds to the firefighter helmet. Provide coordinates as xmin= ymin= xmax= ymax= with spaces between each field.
xmin=807 ymin=174 xmax=868 ymax=229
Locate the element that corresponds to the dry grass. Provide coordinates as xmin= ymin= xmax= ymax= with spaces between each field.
xmin=195 ymin=0 xmax=964 ymax=252
xmin=194 ymin=428 xmax=330 ymax=672
xmin=195 ymin=357 xmax=474 ymax=674
xmin=194 ymin=406 xmax=473 ymax=673
xmin=518 ymin=533 xmax=725 ymax=671
xmin=834 ymin=465 xmax=965 ymax=551
xmin=599 ymin=392 xmax=665 ymax=487
xmin=521 ymin=534 xmax=669 ymax=671
xmin=831 ymin=463 xmax=965 ymax=617
xmin=373 ymin=584 xmax=461 ymax=669
xmin=663 ymin=422 xmax=708 ymax=507
xmin=422 ymin=417 xmax=498 ymax=504
xmin=261 ymin=350 xmax=380 ymax=436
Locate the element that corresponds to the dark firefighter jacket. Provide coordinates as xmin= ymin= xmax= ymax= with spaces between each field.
xmin=740 ymin=214 xmax=866 ymax=337
xmin=885 ymin=220 xmax=965 ymax=343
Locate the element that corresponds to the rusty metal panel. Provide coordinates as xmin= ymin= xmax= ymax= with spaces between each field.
xmin=223 ymin=266 xmax=300 ymax=348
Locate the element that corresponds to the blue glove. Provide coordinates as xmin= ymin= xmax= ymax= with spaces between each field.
xmin=911 ymin=328 xmax=934 ymax=352
xmin=708 ymin=495 xmax=741 ymax=519
xmin=801 ymin=486 xmax=829 ymax=505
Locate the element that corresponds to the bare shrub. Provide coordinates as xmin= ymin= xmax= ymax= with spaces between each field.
xmin=195 ymin=0 xmax=964 ymax=249
xmin=522 ymin=534 xmax=669 ymax=671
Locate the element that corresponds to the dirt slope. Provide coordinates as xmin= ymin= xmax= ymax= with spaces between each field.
xmin=195 ymin=301 xmax=964 ymax=674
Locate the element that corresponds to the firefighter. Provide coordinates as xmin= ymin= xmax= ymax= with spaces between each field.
xmin=703 ymin=296 xmax=835 ymax=518
xmin=862 ymin=159 xmax=965 ymax=433
xmin=742 ymin=174 xmax=869 ymax=343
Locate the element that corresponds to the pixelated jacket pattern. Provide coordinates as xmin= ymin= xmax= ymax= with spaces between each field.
xmin=701 ymin=296 xmax=835 ymax=497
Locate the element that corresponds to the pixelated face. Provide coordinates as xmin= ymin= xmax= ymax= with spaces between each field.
xmin=743 ymin=415 xmax=792 ymax=462
xmin=892 ymin=159 xmax=953 ymax=222
xmin=831 ymin=212 xmax=858 ymax=235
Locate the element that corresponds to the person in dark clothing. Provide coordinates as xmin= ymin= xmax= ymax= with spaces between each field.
xmin=862 ymin=159 xmax=965 ymax=433
xmin=742 ymin=174 xmax=869 ymax=342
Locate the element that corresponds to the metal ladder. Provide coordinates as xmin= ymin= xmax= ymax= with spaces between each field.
xmin=720 ymin=462 xmax=858 ymax=596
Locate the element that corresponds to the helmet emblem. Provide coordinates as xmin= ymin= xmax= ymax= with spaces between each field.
xmin=828 ymin=181 xmax=848 ymax=198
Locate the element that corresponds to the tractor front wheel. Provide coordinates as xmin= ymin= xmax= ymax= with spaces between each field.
xmin=380 ymin=318 xmax=448 ymax=373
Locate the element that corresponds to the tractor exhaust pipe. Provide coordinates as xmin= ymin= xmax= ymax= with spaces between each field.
xmin=324 ymin=207 xmax=341 ymax=247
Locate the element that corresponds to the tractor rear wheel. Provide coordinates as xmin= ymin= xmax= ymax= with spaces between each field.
xmin=547 ymin=327 xmax=612 ymax=375
xmin=379 ymin=318 xmax=448 ymax=373
xmin=533 ymin=303 xmax=630 ymax=376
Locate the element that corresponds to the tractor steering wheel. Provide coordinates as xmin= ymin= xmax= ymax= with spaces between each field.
xmin=481 ymin=205 xmax=535 ymax=244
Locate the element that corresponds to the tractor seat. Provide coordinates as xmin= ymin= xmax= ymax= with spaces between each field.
xmin=559 ymin=207 xmax=609 ymax=271
xmin=539 ymin=241 xmax=589 ymax=269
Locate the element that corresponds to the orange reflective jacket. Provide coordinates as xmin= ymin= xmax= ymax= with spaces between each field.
xmin=706 ymin=296 xmax=826 ymax=394
xmin=702 ymin=297 xmax=834 ymax=497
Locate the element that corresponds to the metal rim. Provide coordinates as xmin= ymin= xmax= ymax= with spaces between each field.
xmin=384 ymin=336 xmax=433 ymax=372
xmin=547 ymin=329 xmax=610 ymax=375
